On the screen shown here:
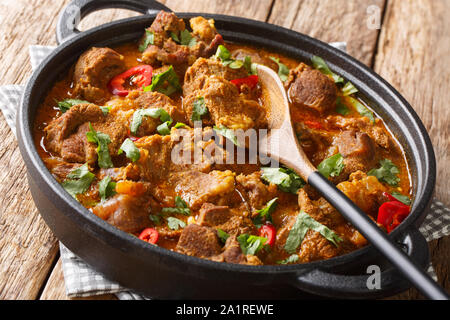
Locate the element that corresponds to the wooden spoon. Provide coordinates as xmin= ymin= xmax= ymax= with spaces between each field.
xmin=256 ymin=64 xmax=448 ymax=300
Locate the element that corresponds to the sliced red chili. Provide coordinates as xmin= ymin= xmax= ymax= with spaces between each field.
xmin=258 ymin=223 xmax=276 ymax=247
xmin=108 ymin=65 xmax=153 ymax=97
xmin=230 ymin=75 xmax=259 ymax=92
xmin=377 ymin=201 xmax=410 ymax=233
xmin=138 ymin=228 xmax=159 ymax=244
xmin=304 ymin=120 xmax=323 ymax=130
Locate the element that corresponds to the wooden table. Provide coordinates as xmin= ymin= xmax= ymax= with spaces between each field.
xmin=0 ymin=0 xmax=448 ymax=300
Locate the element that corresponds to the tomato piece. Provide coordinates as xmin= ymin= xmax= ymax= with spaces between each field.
xmin=139 ymin=228 xmax=159 ymax=244
xmin=258 ymin=223 xmax=276 ymax=247
xmin=230 ymin=75 xmax=259 ymax=92
xmin=377 ymin=201 xmax=410 ymax=233
xmin=304 ymin=120 xmax=323 ymax=130
xmin=108 ymin=65 xmax=153 ymax=97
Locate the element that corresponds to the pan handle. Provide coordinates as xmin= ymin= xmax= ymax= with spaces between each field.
xmin=292 ymin=227 xmax=437 ymax=299
xmin=56 ymin=0 xmax=172 ymax=44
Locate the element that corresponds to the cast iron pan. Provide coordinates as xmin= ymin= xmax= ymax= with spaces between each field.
xmin=17 ymin=0 xmax=437 ymax=299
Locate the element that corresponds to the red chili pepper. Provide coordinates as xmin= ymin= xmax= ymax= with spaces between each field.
xmin=138 ymin=228 xmax=159 ymax=244
xmin=377 ymin=201 xmax=410 ymax=233
xmin=128 ymin=136 xmax=139 ymax=142
xmin=383 ymin=192 xmax=398 ymax=202
xmin=230 ymin=75 xmax=259 ymax=92
xmin=304 ymin=120 xmax=323 ymax=130
xmin=258 ymin=223 xmax=276 ymax=247
xmin=108 ymin=65 xmax=153 ymax=97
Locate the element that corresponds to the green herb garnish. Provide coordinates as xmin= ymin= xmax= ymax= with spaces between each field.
xmin=269 ymin=57 xmax=290 ymax=81
xmin=311 ymin=56 xmax=344 ymax=84
xmin=191 ymin=96 xmax=209 ymax=122
xmin=214 ymin=45 xmax=244 ymax=70
xmin=61 ymin=163 xmax=95 ymax=198
xmin=166 ymin=217 xmax=186 ymax=230
xmin=56 ymin=99 xmax=90 ymax=113
xmin=253 ymin=198 xmax=278 ymax=228
xmin=86 ymin=123 xmax=113 ymax=169
xmin=390 ymin=192 xmax=411 ymax=205
xmin=237 ymin=234 xmax=268 ymax=256
xmin=139 ymin=30 xmax=154 ymax=52
xmin=213 ymin=125 xmax=241 ymax=147
xmin=284 ymin=211 xmax=343 ymax=254
xmin=171 ymin=29 xmax=197 ymax=47
xmin=335 ymin=97 xmax=350 ymax=115
xmin=342 ymin=81 xmax=358 ymax=96
xmin=144 ymin=65 xmax=181 ymax=96
xmin=118 ymin=138 xmax=140 ymax=162
xmin=161 ymin=196 xmax=191 ymax=216
xmin=174 ymin=122 xmax=189 ymax=128
xmin=261 ymin=167 xmax=305 ymax=194
xmin=347 ymin=97 xmax=375 ymax=123
xmin=368 ymin=159 xmax=400 ymax=186
xmin=149 ymin=214 xmax=161 ymax=226
xmin=130 ymin=108 xmax=172 ymax=135
xmin=317 ymin=153 xmax=345 ymax=178
xmin=98 ymin=176 xmax=117 ymax=201
xmin=276 ymin=254 xmax=299 ymax=265
xmin=217 ymin=229 xmax=230 ymax=244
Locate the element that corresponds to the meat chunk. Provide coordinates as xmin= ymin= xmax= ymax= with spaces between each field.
xmin=287 ymin=63 xmax=337 ymax=114
xmin=141 ymin=12 xmax=224 ymax=70
xmin=197 ymin=204 xmax=256 ymax=235
xmin=175 ymin=224 xmax=222 ymax=258
xmin=184 ymin=75 xmax=266 ymax=130
xmin=197 ymin=203 xmax=232 ymax=227
xmin=73 ymin=47 xmax=125 ymax=104
xmin=236 ymin=172 xmax=277 ymax=214
xmin=92 ymin=193 xmax=154 ymax=233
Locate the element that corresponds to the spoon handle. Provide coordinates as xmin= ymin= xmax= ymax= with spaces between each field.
xmin=307 ymin=171 xmax=449 ymax=300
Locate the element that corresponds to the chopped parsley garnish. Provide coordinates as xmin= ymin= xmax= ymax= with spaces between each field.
xmin=171 ymin=29 xmax=197 ymax=47
xmin=118 ymin=138 xmax=140 ymax=162
xmin=214 ymin=45 xmax=244 ymax=70
xmin=61 ymin=163 xmax=95 ymax=198
xmin=237 ymin=234 xmax=268 ymax=256
xmin=86 ymin=123 xmax=113 ymax=169
xmin=269 ymin=57 xmax=290 ymax=81
xmin=191 ymin=96 xmax=209 ymax=122
xmin=311 ymin=56 xmax=344 ymax=84
xmin=261 ymin=167 xmax=305 ymax=194
xmin=217 ymin=229 xmax=230 ymax=244
xmin=98 ymin=176 xmax=117 ymax=201
xmin=335 ymin=97 xmax=350 ymax=116
xmin=317 ymin=153 xmax=345 ymax=178
xmin=213 ymin=125 xmax=241 ymax=147
xmin=342 ymin=81 xmax=358 ymax=96
xmin=166 ymin=217 xmax=186 ymax=230
xmin=368 ymin=159 xmax=400 ymax=186
xmin=130 ymin=108 xmax=172 ymax=135
xmin=144 ymin=65 xmax=181 ymax=96
xmin=139 ymin=30 xmax=154 ymax=52
xmin=253 ymin=198 xmax=278 ymax=228
xmin=390 ymin=192 xmax=411 ymax=206
xmin=56 ymin=99 xmax=90 ymax=113
xmin=161 ymin=196 xmax=191 ymax=216
xmin=276 ymin=254 xmax=299 ymax=265
xmin=284 ymin=211 xmax=343 ymax=254
xmin=347 ymin=97 xmax=375 ymax=123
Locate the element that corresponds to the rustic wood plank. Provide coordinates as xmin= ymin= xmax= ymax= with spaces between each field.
xmin=268 ymin=0 xmax=386 ymax=66
xmin=374 ymin=0 xmax=450 ymax=299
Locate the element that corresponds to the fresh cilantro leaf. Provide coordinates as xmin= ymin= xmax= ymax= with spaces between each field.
xmin=368 ymin=159 xmax=400 ymax=186
xmin=170 ymin=31 xmax=180 ymax=43
xmin=56 ymin=99 xmax=90 ymax=113
xmin=100 ymin=106 xmax=111 ymax=115
xmin=130 ymin=108 xmax=172 ymax=135
xmin=98 ymin=176 xmax=117 ymax=201
xmin=317 ymin=153 xmax=345 ymax=178
xmin=311 ymin=56 xmax=344 ymax=84
xmin=191 ymin=97 xmax=209 ymax=122
xmin=156 ymin=120 xmax=173 ymax=136
xmin=149 ymin=214 xmax=161 ymax=226
xmin=139 ymin=30 xmax=154 ymax=52
xmin=237 ymin=234 xmax=268 ymax=256
xmin=86 ymin=123 xmax=113 ymax=169
xmin=161 ymin=196 xmax=191 ymax=215
xmin=217 ymin=229 xmax=230 ymax=244
xmin=166 ymin=217 xmax=186 ymax=230
xmin=335 ymin=97 xmax=350 ymax=115
xmin=391 ymin=192 xmax=411 ymax=206
xmin=213 ymin=125 xmax=241 ymax=147
xmin=118 ymin=138 xmax=140 ymax=162
xmin=260 ymin=167 xmax=305 ymax=194
xmin=342 ymin=81 xmax=358 ymax=96
xmin=284 ymin=211 xmax=343 ymax=254
xmin=171 ymin=30 xmax=197 ymax=47
xmin=253 ymin=198 xmax=278 ymax=228
xmin=347 ymin=96 xmax=375 ymax=123
xmin=215 ymin=45 xmax=231 ymax=61
xmin=61 ymin=163 xmax=95 ymax=198
xmin=269 ymin=57 xmax=290 ymax=81
xmin=174 ymin=122 xmax=189 ymax=128
xmin=276 ymin=254 xmax=299 ymax=265
xmin=242 ymin=56 xmax=255 ymax=75
xmin=144 ymin=65 xmax=181 ymax=96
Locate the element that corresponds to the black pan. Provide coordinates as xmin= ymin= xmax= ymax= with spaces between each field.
xmin=17 ymin=0 xmax=437 ymax=299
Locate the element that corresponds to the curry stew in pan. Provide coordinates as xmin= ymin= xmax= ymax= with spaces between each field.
xmin=34 ymin=11 xmax=412 ymax=265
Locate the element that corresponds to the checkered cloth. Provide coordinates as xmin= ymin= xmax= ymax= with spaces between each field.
xmin=1 ymin=45 xmax=448 ymax=299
